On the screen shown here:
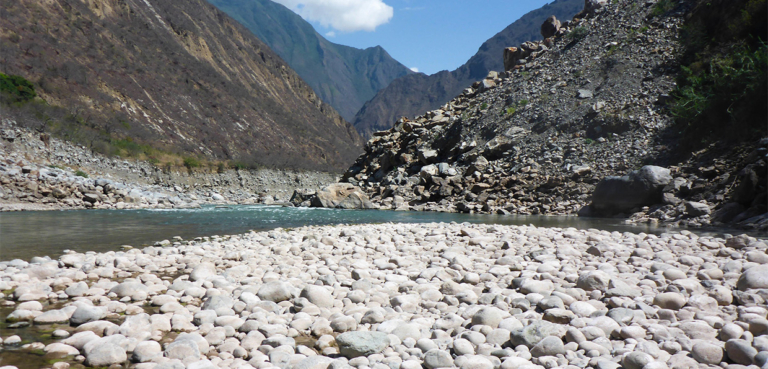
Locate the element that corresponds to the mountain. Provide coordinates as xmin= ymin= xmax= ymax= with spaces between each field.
xmin=342 ymin=0 xmax=767 ymax=229
xmin=0 ymin=0 xmax=363 ymax=172
xmin=206 ymin=0 xmax=414 ymax=122
xmin=352 ymin=0 xmax=583 ymax=138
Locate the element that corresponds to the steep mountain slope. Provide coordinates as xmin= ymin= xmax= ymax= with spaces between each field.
xmin=353 ymin=0 xmax=583 ymax=138
xmin=0 ymin=0 xmax=363 ymax=172
xmin=207 ymin=0 xmax=414 ymax=121
xmin=342 ymin=0 xmax=767 ymax=229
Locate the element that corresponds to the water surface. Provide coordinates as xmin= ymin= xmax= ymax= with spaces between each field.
xmin=0 ymin=205 xmax=752 ymax=261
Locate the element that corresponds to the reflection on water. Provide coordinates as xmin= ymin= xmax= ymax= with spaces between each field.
xmin=0 ymin=205 xmax=755 ymax=261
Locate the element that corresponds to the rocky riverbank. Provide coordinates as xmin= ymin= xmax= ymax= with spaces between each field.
xmin=0 ymin=120 xmax=337 ymax=211
xmin=1 ymin=223 xmax=767 ymax=369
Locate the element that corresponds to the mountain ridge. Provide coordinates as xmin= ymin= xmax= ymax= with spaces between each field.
xmin=207 ymin=0 xmax=414 ymax=122
xmin=0 ymin=0 xmax=363 ymax=172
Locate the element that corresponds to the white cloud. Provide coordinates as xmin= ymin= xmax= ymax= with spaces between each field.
xmin=325 ymin=31 xmax=337 ymax=37
xmin=410 ymin=67 xmax=419 ymax=72
xmin=273 ymin=0 xmax=394 ymax=32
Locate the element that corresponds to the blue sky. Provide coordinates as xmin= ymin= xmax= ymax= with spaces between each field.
xmin=271 ymin=0 xmax=555 ymax=75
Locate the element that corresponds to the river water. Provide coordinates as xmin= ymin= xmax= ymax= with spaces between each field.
xmin=0 ymin=205 xmax=753 ymax=261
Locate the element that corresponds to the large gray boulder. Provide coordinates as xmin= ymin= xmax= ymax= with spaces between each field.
xmin=587 ymin=166 xmax=672 ymax=216
xmin=310 ymin=183 xmax=375 ymax=210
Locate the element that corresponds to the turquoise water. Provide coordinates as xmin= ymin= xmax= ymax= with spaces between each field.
xmin=0 ymin=205 xmax=749 ymax=261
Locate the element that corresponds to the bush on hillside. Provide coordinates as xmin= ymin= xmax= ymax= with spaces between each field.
xmin=0 ymin=73 xmax=37 ymax=103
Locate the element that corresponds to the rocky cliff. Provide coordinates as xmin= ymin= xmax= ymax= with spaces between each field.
xmin=352 ymin=0 xmax=584 ymax=138
xmin=341 ymin=0 xmax=767 ymax=230
xmin=0 ymin=0 xmax=363 ymax=172
xmin=207 ymin=0 xmax=414 ymax=122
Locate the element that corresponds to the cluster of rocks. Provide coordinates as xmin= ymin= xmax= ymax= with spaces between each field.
xmin=0 ymin=120 xmax=337 ymax=211
xmin=338 ymin=0 xmax=766 ymax=230
xmin=624 ymin=141 xmax=768 ymax=230
xmin=289 ymin=184 xmax=376 ymax=210
xmin=1 ymin=223 xmax=767 ymax=369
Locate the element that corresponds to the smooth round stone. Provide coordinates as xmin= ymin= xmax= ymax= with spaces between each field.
xmin=607 ymin=308 xmax=634 ymax=325
xmin=336 ymin=331 xmax=390 ymax=358
xmin=749 ymin=319 xmax=768 ymax=336
xmin=691 ymin=342 xmax=723 ymax=365
xmin=737 ymin=265 xmax=768 ymax=290
xmin=576 ymin=270 xmax=611 ymax=291
xmin=619 ymin=326 xmax=646 ymax=340
xmin=34 ymin=309 xmax=71 ymax=324
xmin=500 ymin=357 xmax=532 ymax=369
xmin=622 ymin=352 xmax=652 ymax=369
xmin=133 ymin=341 xmax=162 ymax=363
xmin=291 ymin=356 xmax=334 ymax=369
xmin=453 ymin=339 xmax=475 ymax=356
xmin=530 ymin=336 xmax=564 ymax=357
xmin=653 ymin=293 xmax=686 ymax=310
xmin=457 ymin=355 xmax=494 ymax=369
xmin=257 ymin=281 xmax=296 ymax=303
xmin=70 ymin=306 xmax=104 ymax=326
xmin=44 ymin=343 xmax=80 ymax=356
xmin=662 ymin=269 xmax=686 ymax=281
xmin=300 ymin=285 xmax=333 ymax=308
xmin=538 ymin=296 xmax=564 ymax=310
xmin=471 ymin=307 xmax=504 ymax=328
xmin=424 ymin=349 xmax=454 ymax=369
xmin=570 ymin=301 xmax=598 ymax=317
xmin=52 ymin=330 xmax=71 ymax=338
xmin=725 ymin=339 xmax=758 ymax=365
xmin=85 ymin=343 xmax=127 ymax=367
xmin=417 ymin=339 xmax=438 ymax=353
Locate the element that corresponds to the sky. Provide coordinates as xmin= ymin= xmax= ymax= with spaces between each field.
xmin=270 ymin=0 xmax=555 ymax=75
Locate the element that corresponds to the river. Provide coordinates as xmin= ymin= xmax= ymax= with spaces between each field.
xmin=1 ymin=205 xmax=759 ymax=261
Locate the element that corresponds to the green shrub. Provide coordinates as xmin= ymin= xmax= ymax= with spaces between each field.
xmin=0 ymin=73 xmax=37 ymax=103
xmin=672 ymin=42 xmax=767 ymax=136
xmin=567 ymin=27 xmax=589 ymax=41
xmin=75 ymin=170 xmax=88 ymax=178
xmin=650 ymin=0 xmax=677 ymax=17
xmin=584 ymin=138 xmax=595 ymax=145
xmin=506 ymin=107 xmax=516 ymax=115
xmin=183 ymin=157 xmax=200 ymax=169
xmin=480 ymin=102 xmax=488 ymax=110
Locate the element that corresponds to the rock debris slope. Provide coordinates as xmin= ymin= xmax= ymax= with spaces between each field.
xmin=341 ymin=0 xmax=767 ymax=230
xmin=1 ymin=223 xmax=767 ymax=369
xmin=0 ymin=0 xmax=363 ymax=172
xmin=351 ymin=0 xmax=584 ymax=139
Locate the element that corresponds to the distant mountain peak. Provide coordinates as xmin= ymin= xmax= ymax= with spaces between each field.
xmin=207 ymin=0 xmax=413 ymax=122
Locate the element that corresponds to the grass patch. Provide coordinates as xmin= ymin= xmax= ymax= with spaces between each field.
xmin=505 ymin=99 xmax=529 ymax=117
xmin=74 ymin=170 xmax=88 ymax=178
xmin=480 ymin=102 xmax=488 ymax=110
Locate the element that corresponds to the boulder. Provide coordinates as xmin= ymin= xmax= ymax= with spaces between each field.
xmin=541 ymin=15 xmax=561 ymax=38
xmin=588 ymin=166 xmax=672 ymax=216
xmin=310 ymin=183 xmax=375 ymax=210
xmin=289 ymin=189 xmax=316 ymax=206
